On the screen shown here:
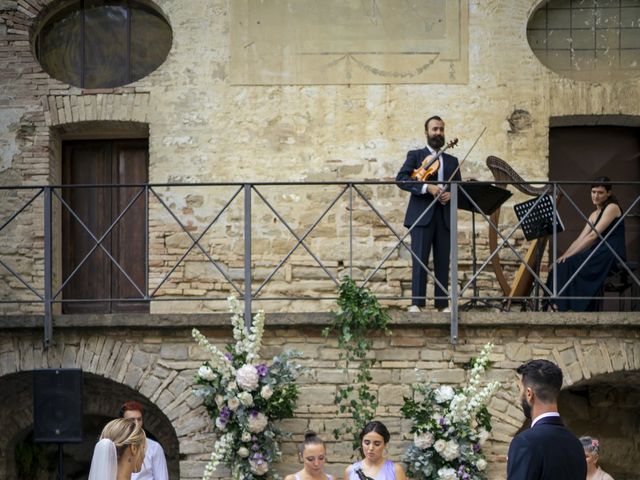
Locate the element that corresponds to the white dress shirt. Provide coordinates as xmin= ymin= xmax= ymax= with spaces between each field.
xmin=132 ymin=437 xmax=169 ymax=480
xmin=420 ymin=145 xmax=441 ymax=194
xmin=530 ymin=411 xmax=560 ymax=427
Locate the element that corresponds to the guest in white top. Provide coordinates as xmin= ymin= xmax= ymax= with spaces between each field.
xmin=119 ymin=401 xmax=169 ymax=480
xmin=284 ymin=431 xmax=333 ymax=480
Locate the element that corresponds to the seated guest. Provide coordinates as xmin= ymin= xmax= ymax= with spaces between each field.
xmin=285 ymin=431 xmax=333 ymax=480
xmin=344 ymin=421 xmax=407 ymax=480
xmin=581 ymin=436 xmax=614 ymax=480
xmin=546 ymin=176 xmax=626 ymax=311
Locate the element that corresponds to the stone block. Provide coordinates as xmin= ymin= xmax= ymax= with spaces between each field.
xmin=297 ymin=385 xmax=336 ymax=405
xmin=378 ymin=384 xmax=411 ymax=405
xmin=425 ymin=369 xmax=466 ymax=384
xmin=160 ymin=343 xmax=189 ymax=360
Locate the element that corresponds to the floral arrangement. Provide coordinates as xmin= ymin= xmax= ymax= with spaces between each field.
xmin=192 ymin=297 xmax=304 ymax=480
xmin=401 ymin=343 xmax=500 ymax=480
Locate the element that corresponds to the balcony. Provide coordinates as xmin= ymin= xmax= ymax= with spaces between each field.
xmin=0 ymin=180 xmax=638 ymax=347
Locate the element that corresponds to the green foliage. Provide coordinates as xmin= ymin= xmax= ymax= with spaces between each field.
xmin=322 ymin=276 xmax=391 ymax=450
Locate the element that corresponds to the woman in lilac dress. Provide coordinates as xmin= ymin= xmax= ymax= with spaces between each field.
xmin=344 ymin=421 xmax=407 ymax=480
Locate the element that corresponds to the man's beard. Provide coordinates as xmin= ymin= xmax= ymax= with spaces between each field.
xmin=520 ymin=397 xmax=532 ymax=420
xmin=428 ymin=134 xmax=445 ymax=150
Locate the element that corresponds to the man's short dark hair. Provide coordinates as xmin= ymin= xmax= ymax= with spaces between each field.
xmin=424 ymin=115 xmax=443 ymax=131
xmin=516 ymin=359 xmax=563 ymax=403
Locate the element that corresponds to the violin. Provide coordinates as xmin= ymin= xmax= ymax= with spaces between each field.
xmin=410 ymin=138 xmax=459 ymax=182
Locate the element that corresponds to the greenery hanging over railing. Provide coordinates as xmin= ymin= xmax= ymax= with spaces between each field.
xmin=322 ymin=276 xmax=391 ymax=450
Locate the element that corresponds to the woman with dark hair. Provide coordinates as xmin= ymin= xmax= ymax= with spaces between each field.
xmin=285 ymin=431 xmax=333 ymax=480
xmin=580 ymin=436 xmax=614 ymax=480
xmin=343 ymin=421 xmax=406 ymax=480
xmin=546 ymin=176 xmax=626 ymax=311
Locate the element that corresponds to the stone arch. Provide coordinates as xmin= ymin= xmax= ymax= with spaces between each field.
xmin=560 ymin=370 xmax=640 ymax=479
xmin=0 ymin=331 xmax=213 ymax=479
xmin=494 ymin=338 xmax=640 ymax=441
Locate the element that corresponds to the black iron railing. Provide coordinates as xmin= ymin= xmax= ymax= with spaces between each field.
xmin=0 ymin=181 xmax=638 ymax=346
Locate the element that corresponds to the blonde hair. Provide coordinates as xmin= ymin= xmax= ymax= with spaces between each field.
xmin=100 ymin=418 xmax=146 ymax=459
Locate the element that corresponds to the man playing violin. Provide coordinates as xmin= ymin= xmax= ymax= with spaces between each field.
xmin=396 ymin=115 xmax=461 ymax=312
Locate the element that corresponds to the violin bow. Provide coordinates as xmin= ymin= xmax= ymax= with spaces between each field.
xmin=445 ymin=126 xmax=487 ymax=184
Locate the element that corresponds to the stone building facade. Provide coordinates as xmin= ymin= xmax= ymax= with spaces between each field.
xmin=1 ymin=0 xmax=640 ymax=479
xmin=1 ymin=313 xmax=639 ymax=479
xmin=1 ymin=0 xmax=639 ymax=314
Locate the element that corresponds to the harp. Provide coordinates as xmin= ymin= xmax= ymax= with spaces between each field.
xmin=485 ymin=156 xmax=560 ymax=307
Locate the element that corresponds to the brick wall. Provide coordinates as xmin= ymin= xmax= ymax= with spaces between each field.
xmin=0 ymin=313 xmax=639 ymax=478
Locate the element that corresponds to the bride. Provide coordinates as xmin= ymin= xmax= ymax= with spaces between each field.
xmin=88 ymin=418 xmax=146 ymax=480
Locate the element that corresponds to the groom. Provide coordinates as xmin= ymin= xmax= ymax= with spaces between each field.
xmin=507 ymin=359 xmax=586 ymax=480
xmin=120 ymin=401 xmax=169 ymax=480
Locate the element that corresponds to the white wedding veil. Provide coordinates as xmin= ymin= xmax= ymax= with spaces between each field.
xmin=88 ymin=438 xmax=118 ymax=480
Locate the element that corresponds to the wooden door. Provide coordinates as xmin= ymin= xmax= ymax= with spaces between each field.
xmin=549 ymin=126 xmax=640 ymax=308
xmin=549 ymin=126 xmax=640 ymax=261
xmin=62 ymin=140 xmax=149 ymax=314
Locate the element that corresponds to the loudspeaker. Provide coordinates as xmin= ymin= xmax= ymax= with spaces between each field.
xmin=33 ymin=368 xmax=83 ymax=443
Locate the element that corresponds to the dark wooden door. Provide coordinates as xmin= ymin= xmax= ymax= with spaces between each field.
xmin=549 ymin=126 xmax=640 ymax=261
xmin=549 ymin=126 xmax=640 ymax=308
xmin=62 ymin=140 xmax=148 ymax=314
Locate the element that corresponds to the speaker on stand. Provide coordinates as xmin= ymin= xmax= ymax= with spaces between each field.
xmin=33 ymin=368 xmax=84 ymax=480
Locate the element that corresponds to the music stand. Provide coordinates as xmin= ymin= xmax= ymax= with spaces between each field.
xmin=458 ymin=182 xmax=512 ymax=309
xmin=513 ymin=195 xmax=564 ymax=309
xmin=513 ymin=194 xmax=564 ymax=241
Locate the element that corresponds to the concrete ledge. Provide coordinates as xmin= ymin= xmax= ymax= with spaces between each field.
xmin=1 ymin=311 xmax=639 ymax=329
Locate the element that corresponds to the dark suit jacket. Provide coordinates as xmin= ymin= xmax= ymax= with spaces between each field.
xmin=396 ymin=147 xmax=461 ymax=228
xmin=507 ymin=416 xmax=586 ymax=480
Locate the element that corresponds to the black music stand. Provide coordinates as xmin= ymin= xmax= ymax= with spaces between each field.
xmin=513 ymin=195 xmax=564 ymax=310
xmin=514 ymin=194 xmax=564 ymax=241
xmin=458 ymin=182 xmax=512 ymax=309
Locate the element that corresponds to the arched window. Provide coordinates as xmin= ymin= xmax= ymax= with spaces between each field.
xmin=34 ymin=0 xmax=172 ymax=88
xmin=527 ymin=0 xmax=640 ymax=82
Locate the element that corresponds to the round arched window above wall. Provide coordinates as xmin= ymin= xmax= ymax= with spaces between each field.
xmin=34 ymin=0 xmax=172 ymax=88
xmin=527 ymin=0 xmax=640 ymax=82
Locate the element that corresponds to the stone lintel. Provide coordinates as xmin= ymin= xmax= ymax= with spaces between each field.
xmin=1 ymin=312 xmax=639 ymax=329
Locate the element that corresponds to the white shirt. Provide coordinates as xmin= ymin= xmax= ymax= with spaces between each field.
xmin=531 ymin=411 xmax=560 ymax=427
xmin=132 ymin=437 xmax=169 ymax=480
xmin=421 ymin=145 xmax=444 ymax=194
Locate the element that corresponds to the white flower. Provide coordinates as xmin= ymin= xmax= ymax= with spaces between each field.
xmin=441 ymin=439 xmax=460 ymax=461
xmin=478 ymin=428 xmax=490 ymax=446
xmin=414 ymin=431 xmax=434 ymax=449
xmin=247 ymin=412 xmax=269 ymax=433
xmin=238 ymin=391 xmax=254 ymax=407
xmin=435 ymin=385 xmax=455 ymax=403
xmin=215 ymin=418 xmax=227 ymax=430
xmin=249 ymin=458 xmax=269 ymax=475
xmin=198 ymin=365 xmax=216 ymax=381
xmin=237 ymin=447 xmax=250 ymax=458
xmin=433 ymin=439 xmax=446 ymax=453
xmin=260 ymin=385 xmax=273 ymax=400
xmin=476 ymin=458 xmax=487 ymax=471
xmin=228 ymin=381 xmax=238 ymax=392
xmin=227 ymin=397 xmax=240 ymax=411
xmin=215 ymin=395 xmax=225 ymax=408
xmin=437 ymin=467 xmax=457 ymax=480
xmin=236 ymin=365 xmax=260 ymax=391
xmin=241 ymin=431 xmax=252 ymax=442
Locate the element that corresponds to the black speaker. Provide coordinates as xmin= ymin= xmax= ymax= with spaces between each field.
xmin=33 ymin=368 xmax=84 ymax=443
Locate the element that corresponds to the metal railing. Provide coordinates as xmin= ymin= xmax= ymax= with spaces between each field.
xmin=0 ymin=181 xmax=638 ymax=346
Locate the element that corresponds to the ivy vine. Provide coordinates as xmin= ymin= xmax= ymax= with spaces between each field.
xmin=322 ymin=276 xmax=391 ymax=450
